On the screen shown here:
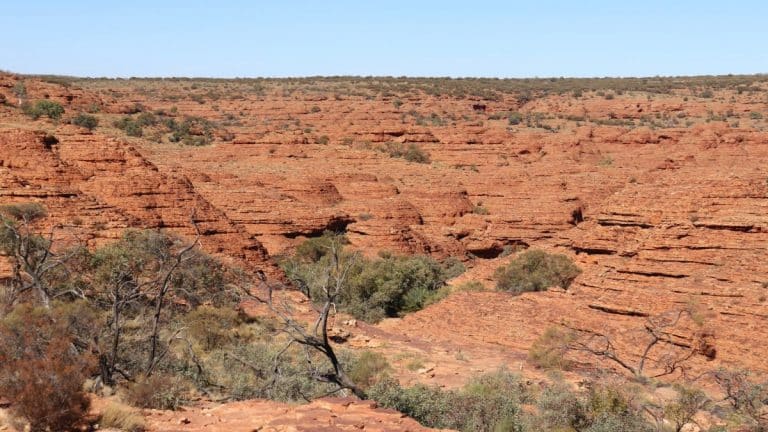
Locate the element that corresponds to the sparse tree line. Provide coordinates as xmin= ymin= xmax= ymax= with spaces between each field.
xmin=0 ymin=204 xmax=766 ymax=431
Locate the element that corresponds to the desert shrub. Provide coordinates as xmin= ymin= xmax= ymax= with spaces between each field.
xmin=166 ymin=116 xmax=214 ymax=146
xmin=183 ymin=306 xmax=243 ymax=351
xmin=124 ymin=374 xmax=190 ymax=410
xmin=369 ymin=378 xmax=453 ymax=428
xmin=508 ymin=111 xmax=523 ymax=125
xmin=379 ymin=141 xmax=431 ymax=164
xmin=528 ymin=326 xmax=576 ymax=370
xmin=113 ymin=116 xmax=143 ymax=137
xmin=342 ymin=253 xmax=450 ymax=322
xmin=23 ymin=99 xmax=64 ymax=120
xmin=205 ymin=342 xmax=334 ymax=402
xmin=348 ymin=351 xmax=390 ymax=389
xmin=283 ymin=232 xmax=452 ymax=322
xmin=0 ymin=202 xmax=46 ymax=221
xmin=537 ymin=379 xmax=652 ymax=432
xmin=136 ymin=111 xmax=157 ymax=127
xmin=664 ymin=385 xmax=709 ymax=432
xmin=441 ymin=256 xmax=466 ymax=280
xmin=0 ymin=304 xmax=92 ymax=431
xmin=99 ymin=402 xmax=146 ymax=432
xmin=88 ymin=230 xmax=240 ymax=381
xmin=72 ymin=113 xmax=99 ymax=130
xmin=494 ymin=249 xmax=581 ymax=294
xmin=750 ymin=111 xmax=763 ymax=120
xmin=369 ymin=369 xmax=526 ymax=431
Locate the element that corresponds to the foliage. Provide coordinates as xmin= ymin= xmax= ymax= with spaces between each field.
xmin=378 ymin=141 xmax=431 ymax=163
xmin=494 ymin=249 xmax=581 ymax=294
xmin=124 ymin=374 xmax=190 ymax=410
xmin=283 ymin=232 xmax=455 ymax=322
xmin=508 ymin=111 xmax=523 ymax=125
xmin=347 ymin=351 xmax=390 ymax=389
xmin=369 ymin=369 xmax=526 ymax=431
xmin=0 ymin=304 xmax=92 ymax=431
xmin=536 ymin=379 xmax=652 ymax=432
xmin=23 ymin=99 xmax=65 ymax=120
xmin=528 ymin=326 xmax=576 ymax=370
xmin=205 ymin=342 xmax=336 ymax=402
xmin=72 ymin=112 xmax=99 ymax=130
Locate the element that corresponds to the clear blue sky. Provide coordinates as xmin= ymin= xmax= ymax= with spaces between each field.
xmin=4 ymin=1 xmax=767 ymax=78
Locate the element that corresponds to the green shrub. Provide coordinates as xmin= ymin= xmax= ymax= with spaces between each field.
xmin=283 ymin=233 xmax=453 ymax=322
xmin=537 ymin=380 xmax=652 ymax=432
xmin=508 ymin=111 xmax=523 ymax=125
xmin=72 ymin=113 xmax=99 ymax=130
xmin=24 ymin=99 xmax=65 ymax=120
xmin=494 ymin=249 xmax=581 ymax=294
xmin=369 ymin=369 xmax=526 ymax=431
xmin=113 ymin=117 xmax=143 ymax=137
xmin=342 ymin=254 xmax=450 ymax=322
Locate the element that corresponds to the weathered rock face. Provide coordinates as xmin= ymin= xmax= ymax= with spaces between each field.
xmin=0 ymin=125 xmax=276 ymax=276
xmin=1 ymin=73 xmax=768 ymax=384
xmin=141 ymin=397 xmax=442 ymax=432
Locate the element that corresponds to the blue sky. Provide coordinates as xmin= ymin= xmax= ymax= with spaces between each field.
xmin=4 ymin=1 xmax=767 ymax=78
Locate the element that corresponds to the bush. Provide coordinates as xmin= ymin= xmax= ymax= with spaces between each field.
xmin=23 ymin=99 xmax=65 ymax=120
xmin=99 ymin=402 xmax=146 ymax=432
xmin=528 ymin=326 xmax=576 ymax=370
xmin=537 ymin=379 xmax=652 ymax=432
xmin=0 ymin=304 xmax=92 ymax=431
xmin=124 ymin=374 xmax=189 ymax=410
xmin=379 ymin=142 xmax=431 ymax=164
xmin=369 ymin=369 xmax=526 ymax=431
xmin=113 ymin=117 xmax=143 ymax=137
xmin=494 ymin=249 xmax=581 ymax=294
xmin=342 ymin=254 xmax=450 ymax=322
xmin=184 ymin=306 xmax=242 ymax=351
xmin=283 ymin=233 xmax=454 ymax=322
xmin=348 ymin=351 xmax=390 ymax=389
xmin=508 ymin=111 xmax=523 ymax=125
xmin=72 ymin=113 xmax=99 ymax=130
xmin=205 ymin=342 xmax=334 ymax=402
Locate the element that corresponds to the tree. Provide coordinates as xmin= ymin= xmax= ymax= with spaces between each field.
xmin=568 ymin=308 xmax=713 ymax=381
xmin=245 ymin=234 xmax=367 ymax=398
xmin=12 ymin=81 xmax=26 ymax=106
xmin=713 ymin=369 xmax=768 ymax=430
xmin=0 ymin=203 xmax=80 ymax=309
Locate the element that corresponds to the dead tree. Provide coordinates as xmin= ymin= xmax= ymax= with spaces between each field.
xmin=145 ymin=217 xmax=201 ymax=377
xmin=0 ymin=203 xmax=79 ymax=310
xmin=569 ymin=309 xmax=712 ymax=381
xmin=242 ymin=236 xmax=366 ymax=399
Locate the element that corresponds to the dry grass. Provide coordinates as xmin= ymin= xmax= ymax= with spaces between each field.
xmin=99 ymin=401 xmax=146 ymax=432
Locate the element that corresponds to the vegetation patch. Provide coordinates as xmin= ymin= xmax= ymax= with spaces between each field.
xmin=494 ymin=249 xmax=581 ymax=294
